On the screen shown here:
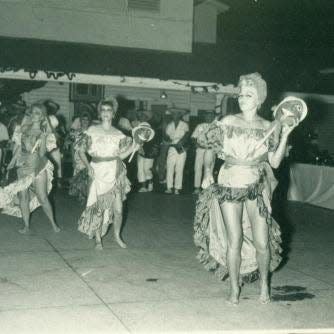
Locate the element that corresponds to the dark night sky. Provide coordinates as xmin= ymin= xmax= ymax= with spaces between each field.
xmin=220 ymin=0 xmax=334 ymax=47
xmin=212 ymin=0 xmax=334 ymax=97
xmin=1 ymin=0 xmax=334 ymax=101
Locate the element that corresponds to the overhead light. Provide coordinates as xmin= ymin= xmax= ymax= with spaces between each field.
xmin=160 ymin=91 xmax=168 ymax=99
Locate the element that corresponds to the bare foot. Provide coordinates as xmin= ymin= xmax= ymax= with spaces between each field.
xmin=95 ymin=243 xmax=103 ymax=251
xmin=53 ymin=225 xmax=61 ymax=233
xmin=115 ymin=235 xmax=127 ymax=249
xmin=259 ymin=284 xmax=271 ymax=304
xmin=227 ymin=287 xmax=240 ymax=306
xmin=18 ymin=226 xmax=30 ymax=234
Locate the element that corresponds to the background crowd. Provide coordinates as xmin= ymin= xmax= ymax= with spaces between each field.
xmin=0 ymin=97 xmax=225 ymax=198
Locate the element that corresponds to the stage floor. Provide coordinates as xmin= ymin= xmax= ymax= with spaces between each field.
xmin=0 ymin=189 xmax=333 ymax=334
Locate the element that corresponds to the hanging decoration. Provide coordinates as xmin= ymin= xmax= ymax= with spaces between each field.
xmin=29 ymin=71 xmax=38 ymax=79
xmin=0 ymin=69 xmax=238 ymax=96
xmin=0 ymin=66 xmax=76 ymax=81
xmin=42 ymin=70 xmax=76 ymax=81
xmin=172 ymin=80 xmax=229 ymax=95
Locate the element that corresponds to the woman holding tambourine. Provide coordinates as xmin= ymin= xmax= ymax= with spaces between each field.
xmin=76 ymin=97 xmax=153 ymax=250
xmin=194 ymin=73 xmax=307 ymax=305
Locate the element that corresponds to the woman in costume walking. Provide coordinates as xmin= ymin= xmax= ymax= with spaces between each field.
xmin=68 ymin=111 xmax=92 ymax=203
xmin=0 ymin=102 xmax=61 ymax=233
xmin=194 ymin=73 xmax=301 ymax=305
xmin=76 ymin=97 xmax=139 ymax=250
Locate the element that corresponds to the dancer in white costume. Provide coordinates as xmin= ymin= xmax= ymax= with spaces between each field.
xmin=77 ymin=98 xmax=140 ymax=250
xmin=194 ymin=73 xmax=299 ymax=305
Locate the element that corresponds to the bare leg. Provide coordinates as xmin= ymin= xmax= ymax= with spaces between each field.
xmin=245 ymin=199 xmax=270 ymax=304
xmin=34 ymin=172 xmax=60 ymax=232
xmin=94 ymin=209 xmax=110 ymax=250
xmin=221 ymin=201 xmax=243 ymax=305
xmin=112 ymin=195 xmax=127 ymax=248
xmin=95 ymin=228 xmax=103 ymax=250
xmin=18 ymin=190 xmax=30 ymax=233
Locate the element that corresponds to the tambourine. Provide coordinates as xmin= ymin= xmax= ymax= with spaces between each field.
xmin=253 ymin=96 xmax=307 ymax=152
xmin=273 ymin=96 xmax=308 ymax=127
xmin=128 ymin=122 xmax=155 ymax=162
xmin=132 ymin=122 xmax=155 ymax=144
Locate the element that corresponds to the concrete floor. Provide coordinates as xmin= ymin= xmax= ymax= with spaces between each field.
xmin=0 ymin=189 xmax=334 ymax=334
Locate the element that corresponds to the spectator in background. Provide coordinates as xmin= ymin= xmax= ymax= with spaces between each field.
xmin=43 ymin=99 xmax=65 ymax=187
xmin=71 ymin=103 xmax=96 ymax=130
xmin=165 ymin=107 xmax=190 ymax=195
xmin=136 ymin=109 xmax=160 ymax=192
xmin=0 ymin=118 xmax=9 ymax=174
xmin=118 ymin=108 xmax=140 ymax=136
xmin=68 ymin=111 xmax=92 ymax=203
xmin=156 ymin=110 xmax=172 ymax=185
xmin=191 ymin=111 xmax=216 ymax=194
xmin=2 ymin=100 xmax=28 ymax=174
xmin=7 ymin=100 xmax=27 ymax=138
xmin=117 ymin=108 xmax=141 ymax=184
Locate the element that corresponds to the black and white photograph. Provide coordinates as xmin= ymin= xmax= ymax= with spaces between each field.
xmin=0 ymin=1 xmax=334 ymax=333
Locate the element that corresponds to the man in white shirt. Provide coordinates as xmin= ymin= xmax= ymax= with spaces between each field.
xmin=165 ymin=108 xmax=189 ymax=194
xmin=191 ymin=111 xmax=216 ymax=194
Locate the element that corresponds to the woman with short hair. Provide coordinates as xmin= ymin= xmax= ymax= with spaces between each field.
xmin=77 ymin=97 xmax=139 ymax=250
xmin=194 ymin=73 xmax=297 ymax=305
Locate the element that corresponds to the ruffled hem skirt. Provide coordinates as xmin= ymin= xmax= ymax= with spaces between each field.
xmin=194 ymin=181 xmax=282 ymax=283
xmin=78 ymin=166 xmax=131 ymax=239
xmin=69 ymin=168 xmax=89 ymax=204
xmin=0 ymin=161 xmax=54 ymax=217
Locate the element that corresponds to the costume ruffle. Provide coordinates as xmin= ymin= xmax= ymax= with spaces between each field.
xmin=194 ymin=180 xmax=282 ymax=283
xmin=69 ymin=168 xmax=89 ymax=204
xmin=77 ymin=166 xmax=131 ymax=239
xmin=0 ymin=161 xmax=54 ymax=217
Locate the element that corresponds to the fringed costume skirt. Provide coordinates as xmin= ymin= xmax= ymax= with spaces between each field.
xmin=194 ymin=167 xmax=282 ymax=283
